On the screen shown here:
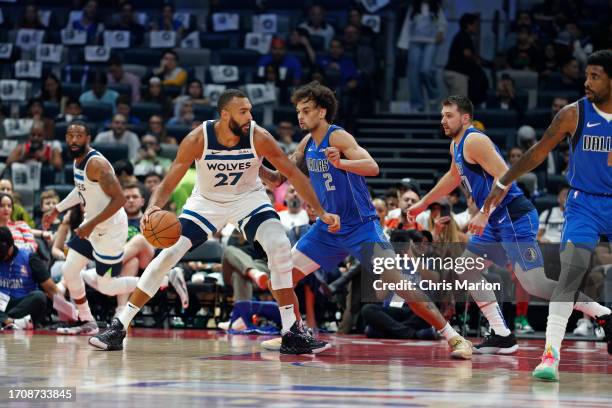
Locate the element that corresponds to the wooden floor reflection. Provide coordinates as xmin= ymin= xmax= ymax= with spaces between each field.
xmin=0 ymin=329 xmax=610 ymax=407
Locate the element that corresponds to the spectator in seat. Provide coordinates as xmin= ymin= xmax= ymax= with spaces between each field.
xmin=40 ymin=73 xmax=68 ymax=114
xmin=344 ymin=23 xmax=376 ymax=78
xmin=107 ymin=58 xmax=141 ymax=103
xmin=105 ymin=96 xmax=140 ymax=126
xmin=94 ymin=114 xmax=141 ymax=161
xmin=0 ymin=226 xmax=61 ymax=329
xmin=287 ymin=28 xmax=317 ymax=69
xmin=142 ymin=77 xmax=173 ymax=118
xmin=146 ymin=114 xmax=175 ymax=145
xmin=385 ymin=189 xmax=424 ymax=232
xmin=278 ymin=185 xmax=309 ymax=230
xmin=317 ymin=38 xmax=359 ymax=88
xmin=167 ymin=100 xmax=195 ymax=126
xmin=6 ymin=120 xmax=63 ymax=172
xmin=36 ymin=190 xmax=60 ymax=232
xmin=143 ymin=172 xmax=162 ymax=195
xmin=55 ymin=99 xmax=87 ymax=123
xmin=486 ymin=74 xmax=521 ymax=113
xmin=257 ymin=37 xmax=303 ymax=87
xmin=152 ymin=50 xmax=187 ymax=88
xmin=540 ymin=43 xmax=560 ymax=78
xmin=109 ymin=1 xmax=145 ymax=47
xmin=444 ymin=13 xmax=489 ymax=106
xmin=551 ymin=96 xmax=569 ymax=118
xmin=173 ymin=79 xmax=209 ymax=119
xmin=0 ymin=193 xmax=37 ymax=251
xmin=25 ymin=98 xmax=54 ymax=141
xmin=79 ymin=70 xmax=119 ymax=108
xmin=538 ymin=184 xmax=569 ymax=244
xmin=506 ymin=26 xmax=541 ymax=71
xmin=543 ymin=56 xmax=583 ymax=94
xmin=508 ymin=146 xmax=538 ymax=196
xmin=16 ymin=3 xmax=45 ymax=29
xmin=275 ymin=120 xmax=298 ymax=155
xmin=70 ymin=0 xmax=104 ymax=45
xmin=299 ymin=4 xmax=335 ymax=49
xmin=0 ymin=180 xmax=34 ymax=228
xmin=132 ymin=134 xmax=171 ymax=177
xmin=347 ymin=7 xmax=375 ymax=41
xmin=151 ymin=4 xmax=184 ymax=37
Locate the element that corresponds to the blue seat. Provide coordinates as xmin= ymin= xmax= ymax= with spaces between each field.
xmin=474 ymin=109 xmax=518 ymax=129
xmin=91 ymin=143 xmax=129 ymax=163
xmin=218 ymin=48 xmax=261 ymax=67
xmin=81 ymin=102 xmax=113 ymax=122
xmin=131 ymin=102 xmax=162 ymax=122
xmin=123 ymin=48 xmax=163 ymax=67
xmin=194 ymin=105 xmax=217 ymax=121
xmin=166 ymin=124 xmax=191 ymax=142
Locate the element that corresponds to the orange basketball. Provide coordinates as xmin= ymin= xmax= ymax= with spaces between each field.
xmin=142 ymin=210 xmax=182 ymax=249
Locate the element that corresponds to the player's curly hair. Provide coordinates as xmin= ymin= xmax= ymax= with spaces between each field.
xmin=291 ymin=81 xmax=338 ymax=123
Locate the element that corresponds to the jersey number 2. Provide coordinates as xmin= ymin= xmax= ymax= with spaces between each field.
xmin=323 ymin=173 xmax=336 ymax=191
xmin=214 ymin=172 xmax=243 ymax=187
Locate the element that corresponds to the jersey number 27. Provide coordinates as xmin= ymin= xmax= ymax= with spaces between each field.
xmin=214 ymin=172 xmax=243 ymax=187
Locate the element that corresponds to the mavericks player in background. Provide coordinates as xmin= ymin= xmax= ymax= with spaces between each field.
xmin=409 ymin=95 xmax=609 ymax=357
xmin=43 ymin=122 xmax=128 ymax=335
xmin=91 ymin=89 xmax=340 ymax=353
xmin=260 ymin=82 xmax=473 ymax=358
xmin=484 ymin=50 xmax=612 ymax=381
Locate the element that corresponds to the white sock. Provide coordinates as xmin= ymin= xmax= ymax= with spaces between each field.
xmin=76 ymin=300 xmax=94 ymax=322
xmin=118 ymin=302 xmax=140 ymax=328
xmin=574 ymin=302 xmax=611 ymax=319
xmin=439 ymin=322 xmax=459 ymax=341
xmin=545 ymin=314 xmax=568 ymax=351
xmin=279 ymin=304 xmax=296 ymax=334
xmin=479 ymin=302 xmax=511 ymax=336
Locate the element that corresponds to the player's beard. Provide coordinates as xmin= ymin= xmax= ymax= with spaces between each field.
xmin=229 ymin=118 xmax=249 ymax=137
xmin=68 ymin=144 xmax=86 ymax=159
xmin=444 ymin=124 xmax=462 ymax=139
xmin=586 ymin=87 xmax=609 ymax=104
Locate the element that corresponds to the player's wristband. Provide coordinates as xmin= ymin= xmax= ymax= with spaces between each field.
xmin=495 ymin=179 xmax=508 ymax=191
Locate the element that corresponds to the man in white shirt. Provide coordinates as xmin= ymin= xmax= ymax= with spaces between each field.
xmin=278 ymin=185 xmax=309 ymax=230
xmin=538 ymin=185 xmax=569 ymax=243
xmin=94 ymin=114 xmax=141 ymax=161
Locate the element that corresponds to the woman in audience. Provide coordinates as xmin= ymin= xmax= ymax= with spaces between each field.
xmin=40 ymin=73 xmax=68 ymax=114
xmin=173 ymin=79 xmax=209 ymax=118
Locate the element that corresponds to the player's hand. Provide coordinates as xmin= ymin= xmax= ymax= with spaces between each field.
xmin=324 ymin=147 xmax=342 ymax=168
xmin=75 ymin=222 xmax=95 ymax=239
xmin=141 ymin=206 xmax=161 ymax=231
xmin=320 ymin=212 xmax=341 ymax=233
xmin=467 ymin=212 xmax=488 ymax=236
xmin=407 ymin=199 xmax=428 ymax=217
xmin=482 ymin=185 xmax=506 ymax=216
xmin=42 ymin=208 xmax=59 ymax=231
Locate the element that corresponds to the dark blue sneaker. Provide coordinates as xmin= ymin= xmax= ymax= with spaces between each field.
xmin=89 ymin=318 xmax=126 ymax=351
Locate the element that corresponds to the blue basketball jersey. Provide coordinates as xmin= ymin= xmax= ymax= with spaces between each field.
xmin=453 ymin=127 xmax=523 ymax=214
xmin=567 ymin=98 xmax=612 ymax=195
xmin=304 ymin=125 xmax=377 ymax=230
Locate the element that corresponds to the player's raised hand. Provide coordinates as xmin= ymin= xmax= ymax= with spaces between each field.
xmin=324 ymin=147 xmax=341 ymax=168
xmin=141 ymin=206 xmax=161 ymax=232
xmin=407 ymin=199 xmax=428 ymax=217
xmin=42 ymin=207 xmax=60 ymax=231
xmin=320 ymin=212 xmax=341 ymax=233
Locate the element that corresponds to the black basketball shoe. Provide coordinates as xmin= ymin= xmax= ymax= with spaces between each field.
xmin=89 ymin=318 xmax=126 ymax=351
xmin=473 ymin=330 xmax=519 ymax=354
xmin=280 ymin=322 xmax=331 ymax=355
xmin=596 ymin=314 xmax=612 ymax=354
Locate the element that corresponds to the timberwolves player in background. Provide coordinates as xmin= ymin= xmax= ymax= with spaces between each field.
xmin=484 ymin=50 xmax=612 ymax=381
xmin=408 ymin=95 xmax=609 ymax=358
xmin=259 ymin=82 xmax=473 ymax=359
xmin=43 ymin=122 xmax=128 ymax=335
xmin=91 ymin=89 xmax=340 ymax=354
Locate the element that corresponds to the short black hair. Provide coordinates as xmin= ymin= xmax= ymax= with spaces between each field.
xmin=459 ymin=13 xmax=477 ymax=30
xmin=291 ymin=81 xmax=338 ymax=123
xmin=114 ymin=159 xmax=134 ymax=176
xmin=0 ymin=225 xmax=14 ymax=259
xmin=108 ymin=56 xmax=122 ymax=67
xmin=68 ymin=120 xmax=90 ymax=135
xmin=116 ymin=95 xmax=131 ymax=106
xmin=587 ymin=49 xmax=612 ymax=78
xmin=144 ymin=171 xmax=162 ymax=181
xmin=217 ymin=89 xmax=248 ymax=114
xmin=442 ymin=95 xmax=474 ymax=118
xmin=162 ymin=49 xmax=178 ymax=60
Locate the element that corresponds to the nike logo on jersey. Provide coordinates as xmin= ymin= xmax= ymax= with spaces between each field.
xmin=98 ymin=233 xmax=106 ymax=237
xmin=586 ymin=122 xmax=601 ymax=128
xmin=210 ymin=150 xmax=222 ymax=154
xmin=498 ymin=216 xmax=507 ymax=224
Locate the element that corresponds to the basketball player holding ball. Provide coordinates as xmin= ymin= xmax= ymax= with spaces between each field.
xmin=91 ymin=89 xmax=340 ymax=353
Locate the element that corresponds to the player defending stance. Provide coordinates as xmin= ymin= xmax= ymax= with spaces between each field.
xmin=90 ymin=89 xmax=340 ymax=353
xmin=409 ymin=95 xmax=610 ymax=356
xmin=43 ymin=121 xmax=128 ymax=335
xmin=259 ymin=82 xmax=473 ymax=358
xmin=484 ymin=50 xmax=612 ymax=381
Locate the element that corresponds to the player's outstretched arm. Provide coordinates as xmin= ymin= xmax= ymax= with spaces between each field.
xmin=258 ymin=135 xmax=310 ymax=187
xmin=146 ymin=124 xmax=203 ymax=213
xmin=254 ymin=127 xmax=340 ymax=232
xmin=483 ymin=104 xmax=576 ymax=213
xmin=43 ymin=187 xmax=79 ymax=230
xmin=326 ymin=129 xmax=379 ymax=176
xmin=408 ymin=145 xmax=461 ymax=217
xmin=75 ymin=157 xmax=126 ymax=238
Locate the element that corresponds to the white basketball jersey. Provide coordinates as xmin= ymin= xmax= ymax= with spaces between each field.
xmin=193 ymin=120 xmax=265 ymax=203
xmin=73 ymin=150 xmax=127 ymax=229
